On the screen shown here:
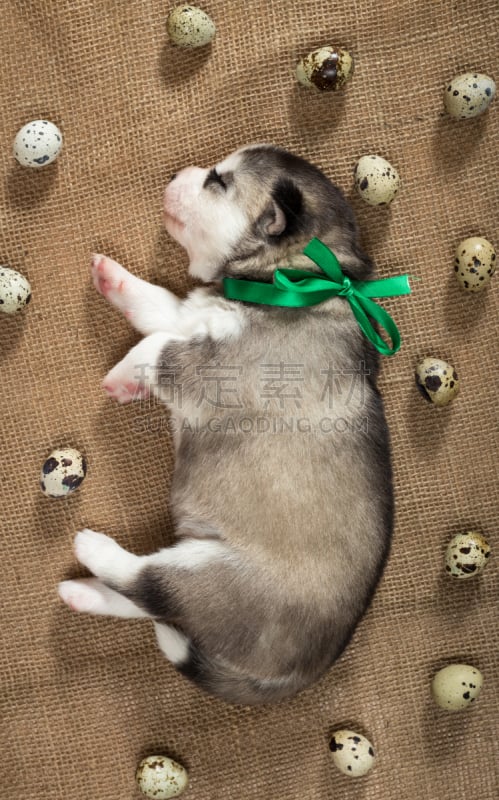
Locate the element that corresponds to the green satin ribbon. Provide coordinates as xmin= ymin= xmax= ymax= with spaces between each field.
xmin=222 ymin=237 xmax=412 ymax=356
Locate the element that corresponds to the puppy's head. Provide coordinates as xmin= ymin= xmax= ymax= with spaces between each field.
xmin=164 ymin=144 xmax=371 ymax=282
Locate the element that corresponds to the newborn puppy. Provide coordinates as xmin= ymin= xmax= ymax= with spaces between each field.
xmin=59 ymin=144 xmax=393 ymax=705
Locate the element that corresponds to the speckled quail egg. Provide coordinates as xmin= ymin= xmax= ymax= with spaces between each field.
xmin=445 ymin=531 xmax=491 ymax=579
xmin=454 ymin=236 xmax=496 ymax=292
xmin=354 ymin=155 xmax=401 ymax=206
xmin=329 ymin=730 xmax=376 ymax=777
xmin=136 ymin=755 xmax=189 ymax=799
xmin=415 ymin=357 xmax=459 ymax=406
xmin=0 ymin=266 xmax=32 ymax=314
xmin=432 ymin=664 xmax=483 ymax=711
xmin=296 ymin=46 xmax=354 ymax=91
xmin=13 ymin=119 xmax=63 ymax=167
xmin=40 ymin=448 xmax=87 ymax=498
xmin=166 ymin=5 xmax=215 ymax=47
xmin=444 ymin=72 xmax=496 ymax=119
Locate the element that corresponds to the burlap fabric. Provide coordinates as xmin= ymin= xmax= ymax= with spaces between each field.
xmin=1 ymin=1 xmax=497 ymax=797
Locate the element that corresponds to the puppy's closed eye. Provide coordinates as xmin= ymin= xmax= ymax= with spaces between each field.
xmin=205 ymin=168 xmax=228 ymax=190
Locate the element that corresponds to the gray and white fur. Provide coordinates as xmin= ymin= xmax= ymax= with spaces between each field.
xmin=59 ymin=144 xmax=393 ymax=705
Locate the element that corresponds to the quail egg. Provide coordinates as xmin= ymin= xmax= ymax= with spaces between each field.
xmin=415 ymin=357 xmax=459 ymax=406
xmin=432 ymin=664 xmax=483 ymax=710
xmin=136 ymin=755 xmax=189 ymax=799
xmin=166 ymin=5 xmax=215 ymax=47
xmin=0 ymin=266 xmax=32 ymax=314
xmin=40 ymin=448 xmax=87 ymax=498
xmin=444 ymin=72 xmax=496 ymax=119
xmin=329 ymin=729 xmax=376 ymax=777
xmin=13 ymin=119 xmax=63 ymax=167
xmin=454 ymin=236 xmax=496 ymax=292
xmin=296 ymin=46 xmax=354 ymax=91
xmin=354 ymin=155 xmax=401 ymax=205
xmin=445 ymin=531 xmax=491 ymax=578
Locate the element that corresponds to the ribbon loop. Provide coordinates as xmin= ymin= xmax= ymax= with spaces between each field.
xmin=222 ymin=238 xmax=413 ymax=356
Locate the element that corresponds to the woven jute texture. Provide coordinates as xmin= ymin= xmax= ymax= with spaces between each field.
xmin=1 ymin=1 xmax=498 ymax=798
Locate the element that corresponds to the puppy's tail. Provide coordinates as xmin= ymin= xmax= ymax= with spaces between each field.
xmin=177 ymin=642 xmax=301 ymax=706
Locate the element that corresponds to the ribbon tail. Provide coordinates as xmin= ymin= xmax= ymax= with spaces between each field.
xmin=355 ymin=274 xmax=413 ymax=299
xmin=350 ymin=295 xmax=402 ymax=356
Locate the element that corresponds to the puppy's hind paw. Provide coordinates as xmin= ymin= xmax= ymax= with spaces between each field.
xmin=74 ymin=528 xmax=122 ymax=575
xmin=72 ymin=528 xmax=141 ymax=584
xmin=58 ymin=578 xmax=103 ymax=613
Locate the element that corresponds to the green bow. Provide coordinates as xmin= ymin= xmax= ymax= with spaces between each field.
xmin=222 ymin=238 xmax=412 ymax=356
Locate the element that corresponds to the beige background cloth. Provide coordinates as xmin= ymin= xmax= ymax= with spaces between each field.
xmin=1 ymin=1 xmax=498 ymax=797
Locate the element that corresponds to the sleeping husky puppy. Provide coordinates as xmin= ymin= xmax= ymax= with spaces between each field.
xmin=58 ymin=144 xmax=393 ymax=705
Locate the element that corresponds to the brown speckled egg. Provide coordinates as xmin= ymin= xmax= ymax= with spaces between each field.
xmin=166 ymin=5 xmax=215 ymax=47
xmin=296 ymin=46 xmax=353 ymax=91
xmin=445 ymin=531 xmax=491 ymax=578
xmin=40 ymin=447 xmax=87 ymax=498
xmin=415 ymin=357 xmax=459 ymax=406
xmin=329 ymin=729 xmax=376 ymax=777
xmin=432 ymin=664 xmax=483 ymax=711
xmin=444 ymin=72 xmax=496 ymax=118
xmin=454 ymin=236 xmax=496 ymax=292
xmin=0 ymin=266 xmax=32 ymax=314
xmin=13 ymin=119 xmax=63 ymax=167
xmin=136 ymin=755 xmax=188 ymax=798
xmin=354 ymin=155 xmax=401 ymax=206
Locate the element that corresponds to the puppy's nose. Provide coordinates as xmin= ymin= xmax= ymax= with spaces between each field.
xmin=169 ymin=173 xmax=177 ymax=182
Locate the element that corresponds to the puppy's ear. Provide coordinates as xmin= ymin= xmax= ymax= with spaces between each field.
xmin=260 ymin=178 xmax=304 ymax=237
xmin=265 ymin=198 xmax=287 ymax=236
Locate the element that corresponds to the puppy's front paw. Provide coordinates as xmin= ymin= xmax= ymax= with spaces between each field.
xmin=102 ymin=372 xmax=151 ymax=405
xmin=91 ymin=254 xmax=135 ymax=314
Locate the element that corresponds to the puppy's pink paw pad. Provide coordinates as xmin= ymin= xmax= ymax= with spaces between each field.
xmin=102 ymin=379 xmax=149 ymax=404
xmin=91 ymin=255 xmax=129 ymax=302
xmin=58 ymin=580 xmax=99 ymax=613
